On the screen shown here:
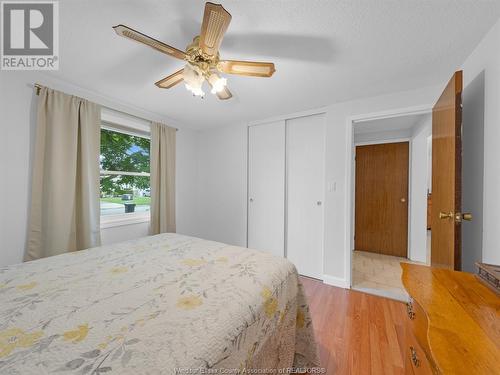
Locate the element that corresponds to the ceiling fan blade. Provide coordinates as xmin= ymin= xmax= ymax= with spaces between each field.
xmin=216 ymin=85 xmax=232 ymax=100
xmin=218 ymin=60 xmax=275 ymax=77
xmin=155 ymin=69 xmax=185 ymax=89
xmin=199 ymin=2 xmax=232 ymax=57
xmin=113 ymin=24 xmax=186 ymax=60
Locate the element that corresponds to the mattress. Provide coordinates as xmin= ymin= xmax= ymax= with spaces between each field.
xmin=0 ymin=233 xmax=319 ymax=374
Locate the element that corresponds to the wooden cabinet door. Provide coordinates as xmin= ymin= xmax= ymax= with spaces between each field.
xmin=431 ymin=71 xmax=463 ymax=270
xmin=355 ymin=142 xmax=409 ymax=257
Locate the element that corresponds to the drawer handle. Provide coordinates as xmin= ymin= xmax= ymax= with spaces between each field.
xmin=410 ymin=346 xmax=420 ymax=368
xmin=406 ymin=302 xmax=415 ymax=320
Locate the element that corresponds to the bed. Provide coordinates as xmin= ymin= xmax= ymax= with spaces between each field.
xmin=0 ymin=233 xmax=319 ymax=374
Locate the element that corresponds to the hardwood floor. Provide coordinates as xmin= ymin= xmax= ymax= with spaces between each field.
xmin=300 ymin=276 xmax=407 ymax=375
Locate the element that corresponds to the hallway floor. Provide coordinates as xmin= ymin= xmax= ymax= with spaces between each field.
xmin=352 ymin=251 xmax=417 ymax=301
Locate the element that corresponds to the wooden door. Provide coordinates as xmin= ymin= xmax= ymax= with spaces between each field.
xmin=431 ymin=71 xmax=463 ymax=270
xmin=248 ymin=121 xmax=285 ymax=257
xmin=286 ymin=114 xmax=325 ymax=279
xmin=355 ymin=142 xmax=409 ymax=257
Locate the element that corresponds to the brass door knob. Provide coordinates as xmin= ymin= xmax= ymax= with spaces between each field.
xmin=439 ymin=211 xmax=453 ymax=219
xmin=454 ymin=212 xmax=473 ymax=222
xmin=440 ymin=211 xmax=472 ymax=222
xmin=400 ymin=198 xmax=406 ymax=203
xmin=462 ymin=213 xmax=473 ymax=221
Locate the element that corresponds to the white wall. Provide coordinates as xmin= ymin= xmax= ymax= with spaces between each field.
xmin=409 ymin=115 xmax=431 ymax=263
xmin=195 ymin=124 xmax=248 ymax=246
xmin=462 ymin=71 xmax=484 ymax=272
xmin=461 ymin=18 xmax=500 ymax=266
xmin=100 ymin=222 xmax=151 ymax=245
xmin=0 ymin=71 xmax=198 ymax=266
xmin=353 ymin=128 xmax=412 ymax=144
xmin=176 ymin=127 xmax=199 ymax=237
xmin=0 ymin=72 xmax=37 ymax=267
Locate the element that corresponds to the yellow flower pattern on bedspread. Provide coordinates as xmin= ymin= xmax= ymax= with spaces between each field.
xmin=181 ymin=258 xmax=207 ymax=267
xmin=0 ymin=328 xmax=43 ymax=358
xmin=261 ymin=287 xmax=279 ymax=318
xmin=63 ymin=324 xmax=89 ymax=343
xmin=16 ymin=281 xmax=37 ymax=291
xmin=109 ymin=266 xmax=128 ymax=275
xmin=0 ymin=234 xmax=319 ymax=373
xmin=176 ymin=295 xmax=203 ymax=310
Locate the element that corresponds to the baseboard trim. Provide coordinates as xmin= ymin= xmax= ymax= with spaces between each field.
xmin=322 ymin=274 xmax=349 ymax=289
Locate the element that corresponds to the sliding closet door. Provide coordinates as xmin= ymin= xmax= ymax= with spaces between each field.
xmin=286 ymin=114 xmax=325 ymax=279
xmin=248 ymin=121 xmax=285 ymax=257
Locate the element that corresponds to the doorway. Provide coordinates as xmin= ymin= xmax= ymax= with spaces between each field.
xmin=355 ymin=141 xmax=409 ymax=257
xmin=350 ymin=112 xmax=432 ymax=300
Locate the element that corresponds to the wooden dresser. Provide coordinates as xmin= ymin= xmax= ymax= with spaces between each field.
xmin=401 ymin=263 xmax=500 ymax=374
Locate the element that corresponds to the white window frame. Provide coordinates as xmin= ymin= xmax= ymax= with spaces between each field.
xmin=100 ymin=121 xmax=151 ymax=229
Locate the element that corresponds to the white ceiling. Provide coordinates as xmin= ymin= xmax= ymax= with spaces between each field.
xmin=354 ymin=113 xmax=428 ymax=134
xmin=45 ymin=0 xmax=500 ymax=129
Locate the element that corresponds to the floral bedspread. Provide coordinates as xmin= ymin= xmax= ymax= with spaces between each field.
xmin=0 ymin=233 xmax=319 ymax=374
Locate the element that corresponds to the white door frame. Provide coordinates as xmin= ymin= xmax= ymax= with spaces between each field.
xmin=345 ymin=105 xmax=432 ymax=288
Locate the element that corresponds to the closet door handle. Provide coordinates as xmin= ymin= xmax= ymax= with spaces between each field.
xmin=317 ymin=201 xmax=322 ymax=206
xmin=249 ymin=198 xmax=254 ymax=202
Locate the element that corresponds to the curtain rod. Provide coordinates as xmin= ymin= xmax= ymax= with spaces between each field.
xmin=33 ymin=83 xmax=179 ymax=131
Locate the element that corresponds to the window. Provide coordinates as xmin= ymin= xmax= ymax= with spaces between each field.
xmin=100 ymin=126 xmax=151 ymax=227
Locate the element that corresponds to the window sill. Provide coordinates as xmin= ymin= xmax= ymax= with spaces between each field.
xmin=100 ymin=212 xmax=150 ymax=229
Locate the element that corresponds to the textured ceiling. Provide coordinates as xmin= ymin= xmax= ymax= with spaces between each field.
xmin=44 ymin=0 xmax=500 ymax=128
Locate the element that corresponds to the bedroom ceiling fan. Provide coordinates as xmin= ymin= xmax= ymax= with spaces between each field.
xmin=113 ymin=2 xmax=276 ymax=100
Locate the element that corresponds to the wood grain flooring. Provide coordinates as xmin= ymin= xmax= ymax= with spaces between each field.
xmin=300 ymin=276 xmax=407 ymax=375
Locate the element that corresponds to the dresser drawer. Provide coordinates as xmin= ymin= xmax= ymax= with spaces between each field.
xmin=406 ymin=298 xmax=432 ymax=359
xmin=401 ymin=263 xmax=499 ymax=374
xmin=405 ymin=331 xmax=437 ymax=375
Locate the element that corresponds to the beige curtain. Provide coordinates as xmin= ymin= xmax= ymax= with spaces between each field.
xmin=150 ymin=122 xmax=176 ymax=234
xmin=25 ymin=87 xmax=101 ymax=261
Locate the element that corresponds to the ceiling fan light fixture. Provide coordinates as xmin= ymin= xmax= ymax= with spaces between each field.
xmin=183 ymin=63 xmax=205 ymax=97
xmin=208 ymin=74 xmax=227 ymax=94
xmin=185 ymin=83 xmax=205 ymax=97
